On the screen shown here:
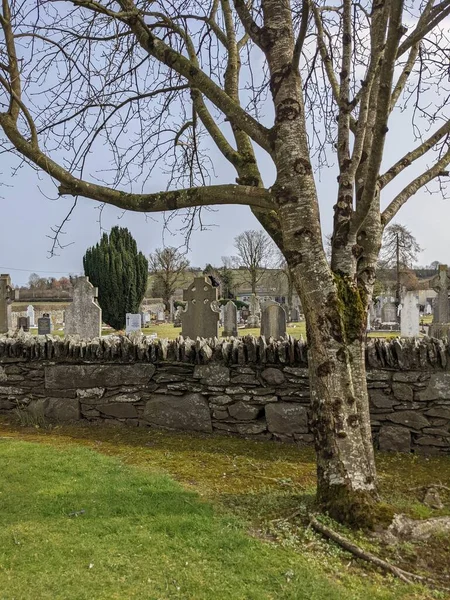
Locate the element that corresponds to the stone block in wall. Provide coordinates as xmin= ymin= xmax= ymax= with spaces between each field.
xmin=230 ymin=374 xmax=258 ymax=385
xmin=265 ymin=403 xmax=308 ymax=435
xmin=386 ymin=411 xmax=430 ymax=430
xmin=76 ymin=388 xmax=105 ymax=400
xmin=415 ymin=436 xmax=449 ymax=447
xmin=0 ymin=366 xmax=6 ymax=382
xmin=369 ymin=389 xmax=396 ymax=409
xmin=248 ymin=395 xmax=278 ymax=405
xmin=97 ymin=403 xmax=138 ymax=419
xmin=425 ymin=407 xmax=450 ymax=420
xmin=391 ymin=383 xmax=414 ymax=403
xmin=28 ymin=397 xmax=80 ymax=423
xmin=235 ymin=421 xmax=267 ymax=435
xmin=367 ymin=370 xmax=392 ymax=382
xmin=261 ymin=368 xmax=285 ymax=386
xmin=209 ymin=394 xmax=233 ymax=406
xmin=212 ymin=408 xmax=228 ymax=420
xmin=378 ymin=426 xmax=411 ymax=452
xmin=392 ymin=372 xmax=423 ymax=383
xmin=143 ymin=393 xmax=212 ymax=432
xmin=228 ymin=402 xmax=261 ymax=421
xmin=283 ymin=367 xmax=309 ymax=378
xmin=193 ymin=364 xmax=230 ymax=385
xmin=45 ymin=364 xmax=156 ymax=389
xmin=417 ymin=373 xmax=450 ymax=401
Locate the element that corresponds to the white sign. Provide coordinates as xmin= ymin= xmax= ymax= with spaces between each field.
xmin=126 ymin=313 xmax=141 ymax=333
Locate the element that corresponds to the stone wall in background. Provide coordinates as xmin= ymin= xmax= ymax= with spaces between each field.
xmin=0 ymin=334 xmax=449 ymax=454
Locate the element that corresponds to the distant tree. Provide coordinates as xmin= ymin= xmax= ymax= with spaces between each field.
xmin=219 ymin=259 xmax=235 ymax=299
xmin=149 ymin=247 xmax=189 ymax=311
xmin=28 ymin=273 xmax=40 ymax=288
xmin=429 ymin=261 xmax=440 ymax=271
xmin=378 ymin=224 xmax=422 ymax=302
xmin=83 ymin=227 xmax=148 ymax=330
xmin=233 ymin=230 xmax=275 ymax=295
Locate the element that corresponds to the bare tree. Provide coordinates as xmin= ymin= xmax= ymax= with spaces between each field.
xmin=233 ymin=230 xmax=275 ymax=294
xmin=379 ymin=223 xmax=422 ymax=301
xmin=149 ymin=247 xmax=189 ymax=311
xmin=1 ymin=0 xmax=450 ymax=526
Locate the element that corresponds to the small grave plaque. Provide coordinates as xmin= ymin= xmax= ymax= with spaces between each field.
xmin=126 ymin=313 xmax=142 ymax=333
xmin=17 ymin=316 xmax=30 ymax=332
xmin=38 ymin=316 xmax=51 ymax=335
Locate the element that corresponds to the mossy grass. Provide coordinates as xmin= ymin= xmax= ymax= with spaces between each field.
xmin=1 ymin=418 xmax=449 ymax=597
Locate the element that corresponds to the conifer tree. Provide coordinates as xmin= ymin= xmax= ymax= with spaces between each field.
xmin=83 ymin=227 xmax=148 ymax=330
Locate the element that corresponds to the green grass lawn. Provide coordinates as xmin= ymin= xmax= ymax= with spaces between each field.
xmin=1 ymin=424 xmax=448 ymax=599
xmin=0 ymin=440 xmax=386 ymax=600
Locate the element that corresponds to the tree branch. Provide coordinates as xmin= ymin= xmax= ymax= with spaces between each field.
xmin=232 ymin=0 xmax=264 ymax=49
xmin=379 ymin=120 xmax=450 ymax=189
xmin=0 ymin=112 xmax=274 ymax=212
xmin=292 ymin=0 xmax=309 ymax=70
xmin=382 ymin=146 xmax=450 ymax=225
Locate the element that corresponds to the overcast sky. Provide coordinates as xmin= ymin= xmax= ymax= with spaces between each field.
xmin=1 ymin=72 xmax=449 ymax=287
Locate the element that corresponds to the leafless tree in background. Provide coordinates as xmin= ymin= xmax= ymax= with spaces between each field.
xmin=149 ymin=247 xmax=189 ymax=310
xmin=1 ymin=0 xmax=450 ymax=525
xmin=233 ymin=230 xmax=275 ymax=294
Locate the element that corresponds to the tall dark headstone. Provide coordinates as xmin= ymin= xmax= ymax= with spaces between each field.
xmin=181 ymin=277 xmax=220 ymax=339
xmin=222 ymin=301 xmax=238 ymax=337
xmin=260 ymin=303 xmax=287 ymax=339
xmin=0 ymin=274 xmax=13 ymax=334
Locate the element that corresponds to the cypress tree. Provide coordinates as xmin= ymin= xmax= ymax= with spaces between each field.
xmin=83 ymin=227 xmax=148 ymax=330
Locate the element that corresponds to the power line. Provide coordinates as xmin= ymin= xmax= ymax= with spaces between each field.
xmin=0 ymin=266 xmax=80 ymax=275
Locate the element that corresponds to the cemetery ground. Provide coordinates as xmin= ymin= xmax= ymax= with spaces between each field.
xmin=1 ymin=420 xmax=449 ymax=600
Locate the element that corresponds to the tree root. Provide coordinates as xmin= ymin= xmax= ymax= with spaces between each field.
xmin=309 ymin=514 xmax=449 ymax=590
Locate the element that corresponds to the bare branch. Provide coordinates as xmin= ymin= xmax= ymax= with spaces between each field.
xmin=382 ymin=147 xmax=450 ymax=225
xmin=380 ymin=120 xmax=450 ymax=189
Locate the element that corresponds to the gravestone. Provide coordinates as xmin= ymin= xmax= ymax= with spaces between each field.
xmin=173 ymin=306 xmax=183 ymax=327
xmin=17 ymin=316 xmax=30 ymax=332
xmin=65 ymin=276 xmax=102 ymax=338
xmin=157 ymin=310 xmax=165 ymax=322
xmin=126 ymin=313 xmax=142 ymax=333
xmin=0 ymin=274 xmax=13 ymax=334
xmin=381 ymin=301 xmax=398 ymax=325
xmin=246 ymin=294 xmax=261 ymax=328
xmin=429 ymin=264 xmax=450 ymax=339
xmin=400 ymin=291 xmax=420 ymax=338
xmin=260 ymin=303 xmax=287 ymax=339
xmin=37 ymin=315 xmax=51 ymax=335
xmin=27 ymin=305 xmax=35 ymax=327
xmin=181 ymin=276 xmax=220 ymax=339
xmin=290 ymin=307 xmax=299 ymax=322
xmin=222 ymin=301 xmax=238 ymax=337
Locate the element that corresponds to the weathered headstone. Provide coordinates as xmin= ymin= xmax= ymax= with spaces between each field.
xmin=173 ymin=306 xmax=183 ymax=327
xmin=27 ymin=305 xmax=35 ymax=327
xmin=260 ymin=303 xmax=287 ymax=339
xmin=429 ymin=265 xmax=450 ymax=339
xmin=0 ymin=274 xmax=12 ymax=334
xmin=290 ymin=307 xmax=299 ymax=322
xmin=381 ymin=301 xmax=398 ymax=325
xmin=181 ymin=276 xmax=220 ymax=339
xmin=157 ymin=310 xmax=165 ymax=322
xmin=65 ymin=276 xmax=102 ymax=338
xmin=400 ymin=291 xmax=420 ymax=338
xmin=126 ymin=313 xmax=142 ymax=333
xmin=17 ymin=316 xmax=30 ymax=332
xmin=37 ymin=316 xmax=51 ymax=335
xmin=222 ymin=301 xmax=238 ymax=337
xmin=246 ymin=294 xmax=261 ymax=328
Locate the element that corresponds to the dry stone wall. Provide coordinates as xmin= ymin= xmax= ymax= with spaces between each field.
xmin=0 ymin=333 xmax=449 ymax=454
